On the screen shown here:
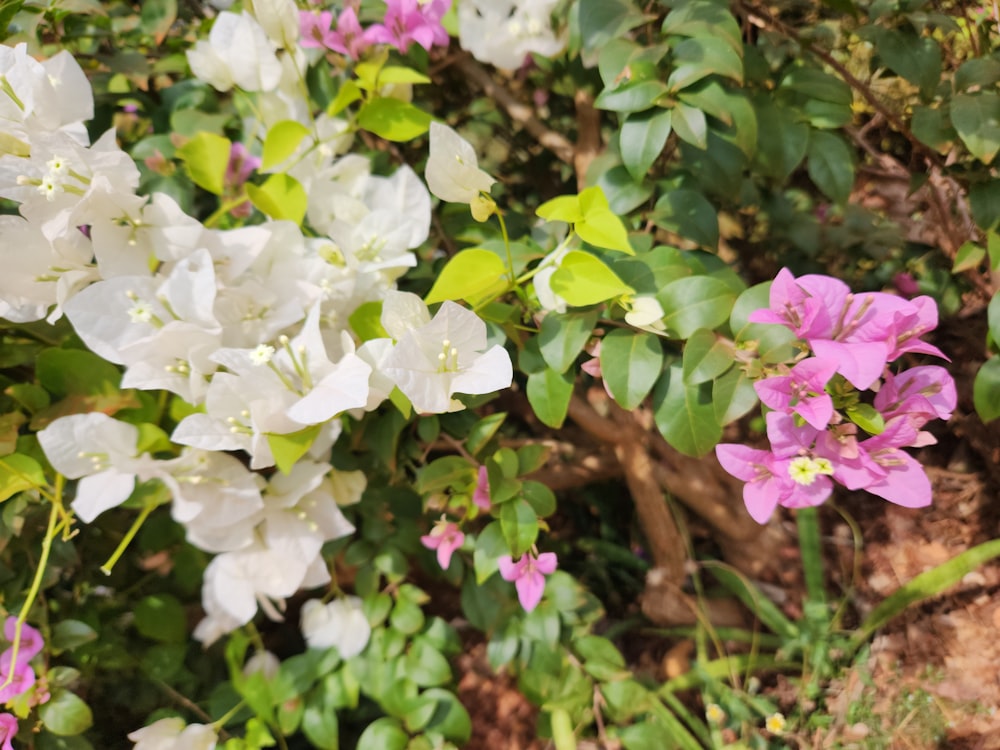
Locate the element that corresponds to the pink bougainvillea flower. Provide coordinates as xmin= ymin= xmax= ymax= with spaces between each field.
xmin=420 ymin=518 xmax=465 ymax=570
xmin=366 ymin=0 xmax=450 ymax=52
xmin=326 ymin=7 xmax=378 ymax=58
xmin=754 ymin=357 xmax=838 ymax=430
xmin=472 ymin=465 xmax=491 ymax=511
xmin=716 ymin=442 xmax=832 ymax=524
xmin=498 ymin=551 xmax=557 ymax=612
xmin=0 ymin=652 xmax=34 ymax=703
xmin=299 ymin=10 xmax=336 ymax=49
xmin=0 ymin=713 xmax=17 ymax=750
xmin=3 ymin=618 xmax=43 ymax=663
xmin=874 ymin=365 xmax=956 ymax=433
xmin=748 ymin=267 xmax=838 ymax=339
xmin=826 ymin=418 xmax=932 ymax=508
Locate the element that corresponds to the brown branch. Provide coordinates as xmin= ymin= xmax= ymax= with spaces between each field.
xmin=451 ymin=54 xmax=576 ymax=166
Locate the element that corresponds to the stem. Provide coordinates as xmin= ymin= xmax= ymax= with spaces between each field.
xmin=4 ymin=484 xmax=63 ymax=688
xmin=100 ymin=502 xmax=157 ymax=576
xmin=203 ymin=195 xmax=253 ymax=228
xmin=796 ymin=507 xmax=826 ymax=614
xmin=493 ymin=209 xmax=516 ymax=287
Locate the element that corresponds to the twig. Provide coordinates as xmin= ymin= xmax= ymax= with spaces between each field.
xmin=449 ymin=54 xmax=576 ymax=167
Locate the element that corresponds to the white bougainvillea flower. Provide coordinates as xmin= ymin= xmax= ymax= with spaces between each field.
xmin=300 ymin=597 xmax=371 ymax=657
xmin=128 ymin=718 xmax=217 ymax=750
xmin=424 ymin=122 xmax=496 ymax=207
xmin=186 ymin=11 xmax=283 ymax=92
xmin=381 ymin=291 xmax=512 ymax=413
xmin=246 ymin=0 xmax=299 ymax=48
xmin=458 ymin=0 xmax=566 ymax=71
xmin=37 ymin=413 xmax=163 ymax=522
xmin=624 ymin=296 xmax=667 ymax=333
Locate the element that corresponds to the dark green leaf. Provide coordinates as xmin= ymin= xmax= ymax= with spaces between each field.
xmin=667 ymin=37 xmax=743 ymax=91
xmin=973 ymin=357 xmax=1000 ymax=422
xmin=526 ymin=368 xmax=574 ymax=429
xmin=620 ymin=108 xmax=672 ymax=182
xmin=951 ymin=92 xmax=1000 ymax=164
xmin=658 ymin=276 xmax=736 ymax=339
xmin=39 ymin=690 xmax=93 ymax=736
xmin=599 ymin=329 xmax=664 ymax=409
xmin=651 ymin=188 xmax=718 ymax=249
xmin=539 ymin=310 xmax=600 ymax=374
xmin=807 ymin=130 xmax=854 ymax=204
xmin=652 ymin=365 xmax=722 ymax=456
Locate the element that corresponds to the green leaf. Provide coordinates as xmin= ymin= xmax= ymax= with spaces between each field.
xmin=912 ymin=105 xmax=955 ymax=151
xmin=578 ymin=0 xmax=649 ymax=55
xmin=661 ymin=0 xmax=742 ymax=54
xmin=526 ymin=367 xmax=574 ymax=429
xmin=247 ymin=173 xmax=308 ymax=224
xmin=357 ymin=97 xmax=431 ymax=142
xmin=667 ymin=36 xmax=743 ymax=91
xmin=872 ymin=27 xmax=941 ymax=100
xmin=139 ymin=0 xmax=177 ymax=41
xmin=50 ymin=621 xmax=98 ymax=653
xmin=36 ymin=348 xmax=121 ymax=397
xmin=989 ymin=231 xmax=1000 ymax=272
xmin=752 ymin=99 xmax=809 ymax=180
xmin=267 ymin=425 xmax=322 ymax=475
xmin=954 ymin=241 xmax=986 ymax=273
xmin=682 ymin=329 xmax=733 ymax=384
xmin=177 ymin=131 xmax=231 ymax=195
xmin=550 ymin=251 xmax=634 ymax=306
xmin=951 ymin=92 xmax=1000 ymax=164
xmin=134 ymin=594 xmax=186 ymax=643
xmin=652 ymin=365 xmax=722 ymax=456
xmin=594 ymin=80 xmax=669 ymax=113
xmin=0 ymin=454 xmax=45 ymax=502
xmin=973 ymin=357 xmax=1000 ymax=422
xmin=539 ymin=310 xmax=600 ymax=374
xmin=262 ymin=120 xmax=310 ymax=171
xmin=39 ymin=689 xmax=93 ymax=736
xmin=521 ymin=481 xmax=557 ymax=517
xmin=415 ymin=456 xmax=474 ymax=494
xmin=651 ymin=189 xmax=718 ymax=249
xmin=537 ymin=194 xmax=583 ymax=223
xmin=425 ymin=248 xmax=509 ymax=305
xmin=807 ymin=130 xmax=854 ymax=204
xmin=576 ymin=210 xmax=634 ymax=254
xmin=846 ymin=403 xmax=885 ymax=435
xmin=404 ymin=638 xmax=452 ymax=687
xmin=599 ymin=329 xmax=664 ymax=409
xmin=474 ymin=522 xmax=507 ymax=584
xmin=328 ymin=80 xmax=362 ymax=117
xmin=594 ymin=162 xmax=655 ymax=214
xmin=970 ymin=180 xmax=1000 ymax=231
xmin=851 ymin=538 xmax=1000 ymax=651
xmin=658 ymin=276 xmax=736 ymax=339
xmin=390 ymin=597 xmax=425 ymax=635
xmin=671 ymin=103 xmax=707 ymax=149
xmin=421 ymin=688 xmax=472 ymax=743
xmin=989 ymin=290 xmax=1000 ymax=343
xmin=356 ymin=718 xmax=408 ymax=750
xmin=500 ymin=498 xmax=539 ymax=557
xmin=378 ymin=65 xmax=432 ymax=85
xmin=349 ymin=301 xmax=388 ymax=341
xmin=955 ymin=57 xmax=1000 ymax=93
xmin=620 ymin=108 xmax=672 ymax=182
xmin=712 ymin=366 xmax=757 ymax=425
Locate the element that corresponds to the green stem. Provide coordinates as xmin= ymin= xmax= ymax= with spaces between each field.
xmin=797 ymin=507 xmax=826 ymax=614
xmin=4 ymin=479 xmax=63 ymax=688
xmin=203 ymin=195 xmax=253 ymax=228
xmin=100 ymin=502 xmax=157 ymax=576
xmin=493 ymin=208 xmax=516 ymax=287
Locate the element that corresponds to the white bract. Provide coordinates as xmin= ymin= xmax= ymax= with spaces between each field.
xmin=381 ymin=291 xmax=513 ymax=413
xmin=424 ymin=122 xmax=495 ymax=205
xmin=128 ymin=718 xmax=217 ymax=750
xmin=458 ymin=0 xmax=566 ymax=71
xmin=300 ymin=596 xmax=371 ymax=657
xmin=37 ymin=413 xmax=164 ymax=522
xmin=186 ymin=11 xmax=283 ymax=92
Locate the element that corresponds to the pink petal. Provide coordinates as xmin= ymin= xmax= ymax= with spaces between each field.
xmin=534 ymin=552 xmax=558 ymax=575
xmin=515 ymin=570 xmax=546 ymax=612
xmin=497 ymin=555 xmax=519 ymax=582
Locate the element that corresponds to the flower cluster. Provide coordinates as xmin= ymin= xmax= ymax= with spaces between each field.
xmin=717 ymin=269 xmax=956 ymax=523
xmin=300 ymin=0 xmax=450 ymax=59
xmin=0 ymin=9 xmax=512 ymax=650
